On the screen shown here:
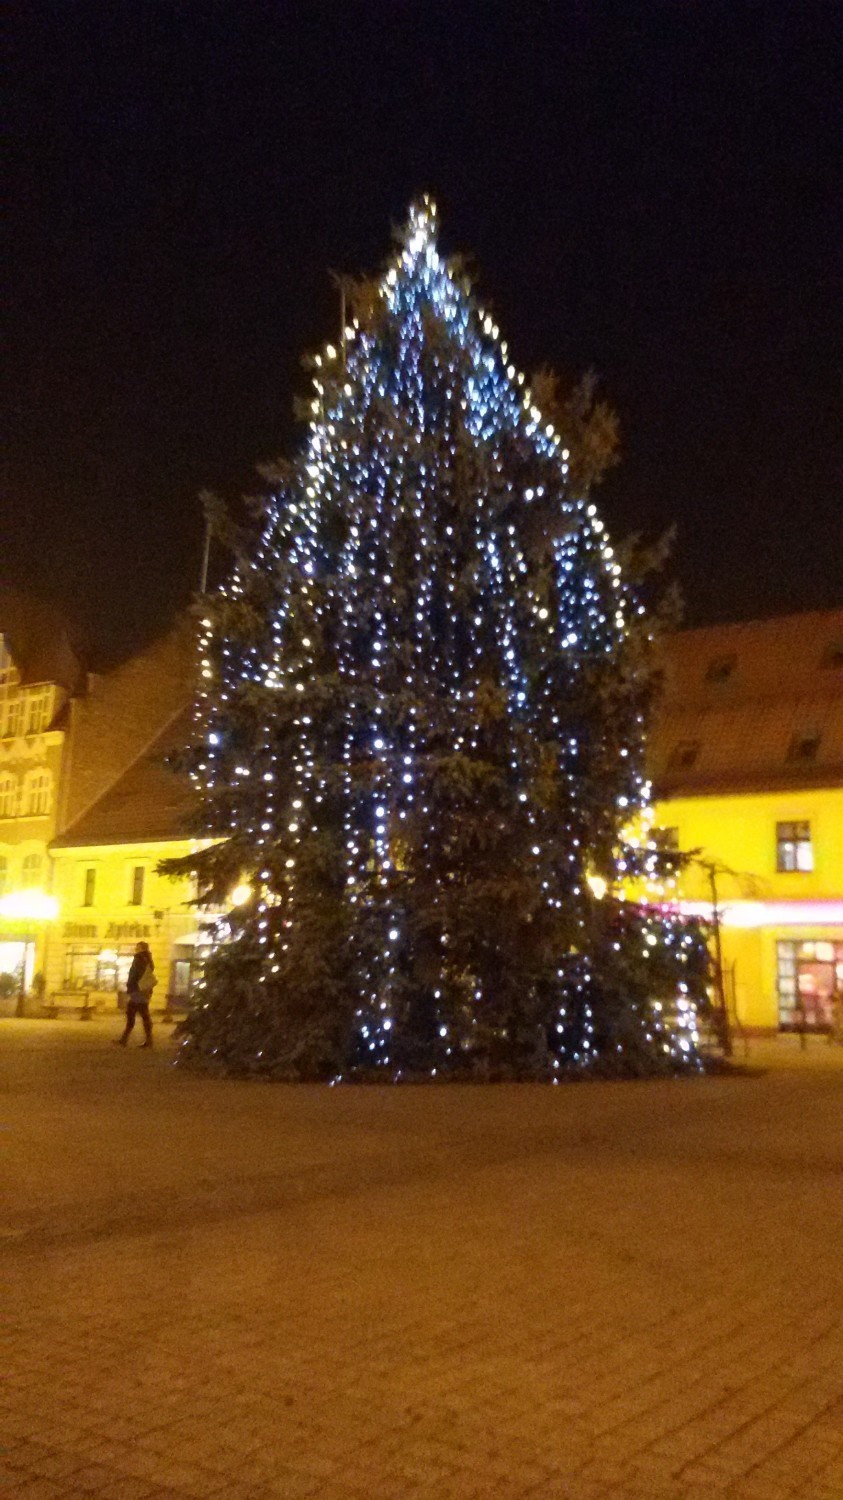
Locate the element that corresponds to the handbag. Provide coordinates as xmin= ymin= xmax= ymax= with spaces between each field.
xmin=138 ymin=965 xmax=158 ymax=994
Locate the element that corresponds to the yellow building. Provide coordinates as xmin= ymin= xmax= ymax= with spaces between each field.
xmin=48 ymin=707 xmax=212 ymax=1012
xmin=0 ymin=590 xmax=85 ymax=1008
xmin=650 ymin=609 xmax=843 ymax=1035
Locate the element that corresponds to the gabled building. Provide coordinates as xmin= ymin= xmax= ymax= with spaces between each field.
xmin=0 ymin=588 xmax=85 ymax=998
xmin=48 ymin=706 xmax=206 ymax=1007
xmin=650 ymin=608 xmax=843 ymax=1034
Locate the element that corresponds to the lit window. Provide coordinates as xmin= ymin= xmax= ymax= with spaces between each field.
xmin=668 ymin=740 xmax=700 ymax=770
xmin=776 ymin=821 xmax=813 ymax=873
xmin=130 ymin=866 xmax=145 ymax=906
xmin=786 ymin=732 xmax=821 ymax=764
xmin=705 ymin=655 xmax=737 ymax=684
xmin=21 ymin=853 xmax=43 ymax=888
xmin=83 ymin=867 xmax=96 ymax=907
xmin=26 ymin=692 xmax=51 ymax=735
xmin=23 ymin=770 xmax=51 ymax=816
xmin=0 ymin=775 xmax=17 ymax=819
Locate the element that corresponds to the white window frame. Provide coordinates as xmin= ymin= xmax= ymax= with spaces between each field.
xmin=23 ymin=769 xmax=51 ymax=817
xmin=5 ymin=698 xmax=25 ymax=739
xmin=26 ymin=690 xmax=52 ymax=736
xmin=21 ymin=852 xmax=44 ymax=888
xmin=0 ymin=775 xmax=17 ymax=819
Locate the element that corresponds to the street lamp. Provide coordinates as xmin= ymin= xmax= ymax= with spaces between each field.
xmin=0 ymin=889 xmax=60 ymax=1017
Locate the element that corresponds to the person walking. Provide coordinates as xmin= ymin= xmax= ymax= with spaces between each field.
xmin=115 ymin=941 xmax=157 ymax=1047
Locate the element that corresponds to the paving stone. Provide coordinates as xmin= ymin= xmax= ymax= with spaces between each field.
xmin=3 ymin=1018 xmax=843 ymax=1499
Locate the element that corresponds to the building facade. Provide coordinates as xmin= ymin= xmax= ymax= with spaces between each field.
xmin=650 ymin=609 xmax=843 ymax=1035
xmin=0 ymin=591 xmax=85 ymax=1004
xmin=47 ymin=625 xmax=206 ymax=1013
xmin=4 ymin=599 xmax=841 ymax=1034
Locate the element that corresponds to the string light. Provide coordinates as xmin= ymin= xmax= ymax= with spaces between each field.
xmin=176 ymin=198 xmax=709 ymax=1080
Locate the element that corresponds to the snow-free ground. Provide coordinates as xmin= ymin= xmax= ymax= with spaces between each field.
xmin=2 ymin=1018 xmax=842 ymax=1499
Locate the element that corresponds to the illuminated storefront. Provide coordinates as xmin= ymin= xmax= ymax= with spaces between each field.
xmin=651 ymin=609 xmax=843 ymax=1035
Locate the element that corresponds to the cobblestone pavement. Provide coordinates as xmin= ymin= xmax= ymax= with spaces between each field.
xmin=2 ymin=1020 xmax=842 ymax=1499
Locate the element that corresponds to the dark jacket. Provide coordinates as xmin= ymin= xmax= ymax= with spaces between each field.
xmin=126 ymin=951 xmax=153 ymax=995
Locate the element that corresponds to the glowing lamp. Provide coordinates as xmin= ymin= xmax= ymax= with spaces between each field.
xmin=587 ymin=875 xmax=608 ymax=901
xmin=0 ymin=889 xmax=60 ymax=922
xmin=229 ymin=883 xmax=252 ymax=908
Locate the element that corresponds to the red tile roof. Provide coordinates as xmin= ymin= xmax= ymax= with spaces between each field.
xmin=649 ymin=608 xmax=843 ymax=796
xmin=51 ymin=708 xmax=194 ymax=848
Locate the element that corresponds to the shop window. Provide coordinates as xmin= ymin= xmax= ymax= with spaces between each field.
xmin=82 ymin=867 xmax=97 ymax=907
xmin=4 ymin=698 xmax=25 ymax=739
xmin=26 ymin=691 xmax=51 ymax=735
xmin=0 ymin=774 xmax=16 ymax=819
xmin=129 ymin=865 xmax=146 ymax=906
xmin=705 ymin=654 xmax=737 ymax=684
xmin=0 ymin=854 xmax=7 ymax=897
xmin=786 ymin=732 xmax=821 ymax=764
xmin=777 ymin=940 xmax=843 ymax=1031
xmin=21 ymin=853 xmax=44 ymax=888
xmin=668 ymin=740 xmax=700 ymax=770
xmin=776 ymin=821 xmax=813 ymax=873
xmin=169 ymin=941 xmax=209 ymax=1006
xmin=23 ymin=770 xmax=51 ymax=816
xmin=64 ymin=947 xmax=134 ymax=992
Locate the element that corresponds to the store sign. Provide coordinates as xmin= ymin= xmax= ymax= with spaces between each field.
xmin=105 ymin=921 xmax=152 ymax=940
xmin=64 ymin=922 xmax=99 ymax=939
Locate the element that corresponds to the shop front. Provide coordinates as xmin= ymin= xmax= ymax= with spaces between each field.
xmin=776 ymin=937 xmax=843 ymax=1032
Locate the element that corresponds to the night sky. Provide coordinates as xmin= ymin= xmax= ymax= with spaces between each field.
xmin=6 ymin=2 xmax=842 ymax=665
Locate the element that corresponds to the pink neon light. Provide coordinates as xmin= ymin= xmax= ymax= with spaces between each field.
xmin=666 ymin=899 xmax=843 ymax=929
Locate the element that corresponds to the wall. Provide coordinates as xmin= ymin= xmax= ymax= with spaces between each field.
xmin=654 ymin=786 xmax=843 ymax=1031
xmin=45 ymin=838 xmax=202 ymax=1008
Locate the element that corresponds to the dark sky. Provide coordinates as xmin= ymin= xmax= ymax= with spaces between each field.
xmin=6 ymin=2 xmax=842 ymax=664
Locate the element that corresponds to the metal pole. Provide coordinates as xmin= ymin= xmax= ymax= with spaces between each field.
xmin=199 ymin=516 xmax=212 ymax=595
xmin=707 ymin=863 xmax=732 ymax=1057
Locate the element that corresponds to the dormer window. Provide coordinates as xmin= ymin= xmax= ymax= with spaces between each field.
xmin=668 ymin=740 xmax=701 ymax=770
xmin=786 ymin=732 xmax=821 ymax=764
xmin=705 ymin=654 xmax=737 ymax=684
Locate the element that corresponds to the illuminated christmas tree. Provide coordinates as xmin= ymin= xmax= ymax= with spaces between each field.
xmin=169 ymin=199 xmax=709 ymax=1080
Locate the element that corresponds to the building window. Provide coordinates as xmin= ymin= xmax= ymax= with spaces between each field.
xmin=0 ymin=855 xmax=7 ymax=897
xmin=130 ymin=866 xmax=146 ymax=905
xmin=656 ymin=826 xmax=679 ymax=850
xmin=65 ymin=947 xmax=135 ymax=993
xmin=786 ymin=732 xmax=821 ymax=764
xmin=83 ymin=867 xmax=97 ymax=907
xmin=0 ymin=775 xmax=16 ymax=819
xmin=23 ymin=770 xmax=51 ymax=817
xmin=776 ymin=821 xmax=813 ymax=873
xmin=5 ymin=698 xmax=25 ymax=739
xmin=21 ymin=853 xmax=43 ymax=888
xmin=777 ymin=940 xmax=843 ymax=1032
xmin=26 ymin=691 xmax=51 ymax=735
xmin=668 ymin=740 xmax=701 ymax=770
xmin=705 ymin=654 xmax=737 ymax=684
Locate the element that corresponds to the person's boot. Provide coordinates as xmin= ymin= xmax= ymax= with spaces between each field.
xmin=113 ymin=1037 xmax=128 ymax=1047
